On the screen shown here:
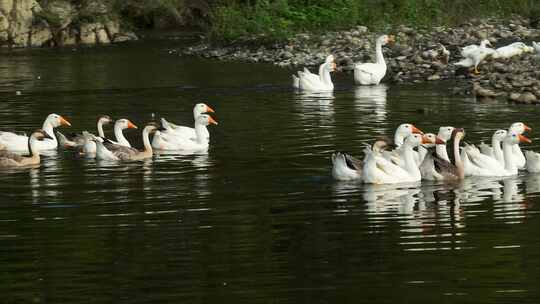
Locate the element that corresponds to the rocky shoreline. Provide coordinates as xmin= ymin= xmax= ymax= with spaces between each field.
xmin=0 ymin=0 xmax=138 ymax=48
xmin=183 ymin=17 xmax=540 ymax=103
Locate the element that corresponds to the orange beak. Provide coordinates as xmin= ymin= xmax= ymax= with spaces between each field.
xmin=208 ymin=116 xmax=218 ymax=125
xmin=435 ymin=136 xmax=446 ymax=144
xmin=59 ymin=116 xmax=71 ymax=127
xmin=421 ymin=136 xmax=432 ymax=144
xmin=387 ymin=35 xmax=396 ymax=43
xmin=524 ymin=124 xmax=532 ymax=132
xmin=519 ymin=134 xmax=532 ymax=143
xmin=205 ymin=105 xmax=215 ymax=113
xmin=127 ymin=120 xmax=138 ymax=129
xmin=412 ymin=125 xmax=424 ymax=135
xmin=331 ymin=62 xmax=337 ymax=71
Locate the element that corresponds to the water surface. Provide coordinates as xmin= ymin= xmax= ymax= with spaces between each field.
xmin=1 ymin=39 xmax=540 ymax=303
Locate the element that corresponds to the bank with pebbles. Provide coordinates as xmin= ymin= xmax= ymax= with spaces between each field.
xmin=184 ymin=17 xmax=540 ymax=103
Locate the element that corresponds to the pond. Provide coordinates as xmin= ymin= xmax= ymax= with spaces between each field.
xmin=1 ymin=37 xmax=540 ymax=303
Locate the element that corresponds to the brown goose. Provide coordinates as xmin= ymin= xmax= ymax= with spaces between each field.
xmin=0 ymin=129 xmax=52 ymax=167
xmin=94 ymin=124 xmax=160 ymax=161
xmin=423 ymin=128 xmax=466 ymax=181
xmin=57 ymin=115 xmax=114 ymax=150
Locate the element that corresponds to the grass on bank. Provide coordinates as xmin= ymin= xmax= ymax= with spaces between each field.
xmin=209 ymin=0 xmax=540 ymax=42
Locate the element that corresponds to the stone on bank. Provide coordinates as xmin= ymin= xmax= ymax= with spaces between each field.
xmin=0 ymin=0 xmax=138 ymax=48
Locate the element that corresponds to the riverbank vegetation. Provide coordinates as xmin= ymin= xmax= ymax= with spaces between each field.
xmin=209 ymin=0 xmax=540 ymax=42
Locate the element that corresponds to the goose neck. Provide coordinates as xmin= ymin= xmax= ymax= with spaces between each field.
xmin=97 ymin=120 xmax=106 ymax=138
xmin=142 ymin=127 xmax=153 ymax=154
xmin=28 ymin=136 xmax=40 ymax=162
xmin=503 ymin=140 xmax=517 ymax=173
xmin=114 ymin=124 xmax=130 ymax=147
xmin=402 ymin=143 xmax=420 ymax=178
xmin=436 ymin=143 xmax=450 ymax=162
xmin=194 ymin=122 xmax=209 ymax=144
xmin=453 ymin=135 xmax=465 ymax=179
xmin=375 ymin=40 xmax=386 ymax=65
xmin=320 ymin=64 xmax=333 ymax=89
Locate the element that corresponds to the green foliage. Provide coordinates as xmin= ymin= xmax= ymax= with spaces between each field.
xmin=209 ymin=0 xmax=540 ymax=42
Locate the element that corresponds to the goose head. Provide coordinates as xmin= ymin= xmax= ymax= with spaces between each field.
xmin=480 ymin=39 xmax=492 ymax=48
xmin=422 ymin=133 xmax=445 ymax=147
xmin=45 ymin=113 xmax=71 ymax=128
xmin=194 ymin=103 xmax=215 ymax=117
xmin=404 ymin=133 xmax=429 ymax=147
xmin=451 ymin=128 xmax=466 ymax=141
xmin=437 ymin=126 xmax=455 ymax=142
xmin=492 ymin=129 xmax=508 ymax=142
xmin=196 ymin=114 xmax=218 ymax=126
xmin=378 ymin=34 xmax=395 ymax=45
xmin=509 ymin=122 xmax=531 ymax=135
xmin=372 ymin=137 xmax=394 ymax=153
xmin=505 ymin=132 xmax=531 ymax=145
xmin=396 ymin=123 xmax=423 ymax=137
xmin=323 ymin=55 xmax=336 ymax=72
xmin=512 ymin=42 xmax=533 ymax=52
xmin=143 ymin=123 xmax=166 ymax=134
xmin=115 ymin=118 xmax=138 ymax=130
xmin=98 ymin=115 xmax=113 ymax=125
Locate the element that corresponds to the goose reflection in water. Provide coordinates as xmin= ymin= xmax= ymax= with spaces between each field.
xmin=333 ymin=174 xmax=540 ymax=222
xmin=354 ymin=84 xmax=388 ymax=123
xmin=294 ymin=90 xmax=335 ymax=119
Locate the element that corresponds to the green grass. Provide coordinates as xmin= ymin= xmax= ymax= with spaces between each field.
xmin=208 ymin=0 xmax=540 ymax=42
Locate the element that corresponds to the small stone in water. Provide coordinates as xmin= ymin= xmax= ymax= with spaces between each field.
xmin=15 ymin=91 xmax=21 ymax=95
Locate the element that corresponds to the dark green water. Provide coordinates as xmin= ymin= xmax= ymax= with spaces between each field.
xmin=1 ymin=38 xmax=540 ymax=303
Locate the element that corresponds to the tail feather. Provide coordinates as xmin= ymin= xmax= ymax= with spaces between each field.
xmin=292 ymin=74 xmax=300 ymax=89
xmin=56 ymin=131 xmax=77 ymax=148
xmin=160 ymin=118 xmax=172 ymax=130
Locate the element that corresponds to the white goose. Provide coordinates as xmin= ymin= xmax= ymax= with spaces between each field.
xmin=354 ymin=35 xmax=395 ymax=85
xmin=508 ymin=122 xmax=531 ymax=169
xmin=415 ymin=126 xmax=455 ymax=175
xmin=493 ymin=42 xmax=535 ymax=59
xmin=478 ymin=130 xmax=507 ymax=167
xmin=95 ymin=124 xmax=159 ymax=161
xmin=331 ymin=139 xmax=391 ymax=181
xmin=0 ymin=113 xmax=71 ymax=152
xmin=525 ymin=150 xmax=540 ymax=173
xmin=109 ymin=118 xmax=137 ymax=147
xmin=382 ymin=123 xmax=424 ymax=166
xmin=419 ymin=130 xmax=450 ymax=179
xmin=292 ymin=55 xmax=336 ymax=91
xmin=455 ymin=39 xmax=495 ymax=74
xmin=461 ymin=39 xmax=491 ymax=57
xmin=159 ymin=103 xmax=215 ymax=141
xmin=533 ymin=42 xmax=540 ymax=61
xmin=464 ymin=131 xmax=531 ymax=176
xmin=435 ymin=126 xmax=455 ymax=161
xmin=151 ymin=114 xmax=218 ymax=152
xmin=0 ymin=130 xmax=52 ymax=167
xmin=363 ymin=134 xmax=430 ymax=184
